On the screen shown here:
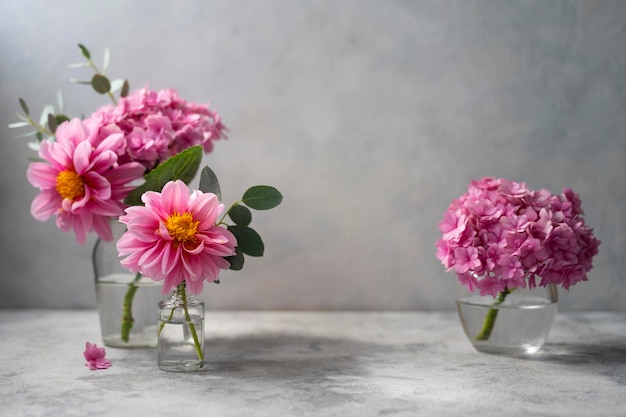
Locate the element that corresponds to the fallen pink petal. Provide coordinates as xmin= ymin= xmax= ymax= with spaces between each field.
xmin=83 ymin=342 xmax=112 ymax=370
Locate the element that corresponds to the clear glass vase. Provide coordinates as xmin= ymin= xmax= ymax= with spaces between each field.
xmin=93 ymin=221 xmax=162 ymax=348
xmin=456 ymin=283 xmax=558 ymax=355
xmin=158 ymin=285 xmax=205 ymax=372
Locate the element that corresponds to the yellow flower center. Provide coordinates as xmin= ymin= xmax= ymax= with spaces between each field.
xmin=56 ymin=170 xmax=85 ymax=201
xmin=166 ymin=212 xmax=199 ymax=243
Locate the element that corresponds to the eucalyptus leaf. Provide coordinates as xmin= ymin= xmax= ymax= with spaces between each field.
xmin=36 ymin=132 xmax=43 ymax=142
xmin=47 ymin=113 xmax=58 ymax=133
xmin=39 ymin=105 xmax=55 ymax=125
xmin=121 ymin=80 xmax=130 ymax=98
xmin=67 ymin=63 xmax=88 ymax=68
xmin=123 ymin=145 xmax=203 ymax=206
xmin=8 ymin=122 xmax=29 ymax=128
xmin=110 ymin=79 xmax=125 ymax=93
xmin=103 ymin=47 xmax=110 ymax=72
xmin=16 ymin=113 xmax=30 ymax=122
xmin=227 ymin=225 xmax=264 ymax=257
xmin=242 ymin=186 xmax=283 ymax=210
xmin=55 ymin=114 xmax=70 ymax=126
xmin=19 ymin=98 xmax=29 ymax=115
xmin=57 ymin=90 xmax=64 ymax=112
xmin=229 ymin=205 xmax=252 ymax=226
xmin=226 ymin=247 xmax=245 ymax=271
xmin=70 ymin=78 xmax=92 ymax=85
xmin=91 ymin=74 xmax=111 ymax=94
xmin=28 ymin=142 xmax=41 ymax=151
xmin=78 ymin=43 xmax=91 ymax=59
xmin=16 ymin=130 xmax=39 ymax=138
xmin=198 ymin=166 xmax=221 ymax=200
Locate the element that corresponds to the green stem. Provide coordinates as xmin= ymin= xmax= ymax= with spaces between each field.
xmin=158 ymin=305 xmax=175 ymax=336
xmin=120 ymin=272 xmax=142 ymax=342
xmin=107 ymin=92 xmax=118 ymax=105
xmin=178 ymin=284 xmax=204 ymax=361
xmin=474 ymin=287 xmax=511 ymax=341
xmin=23 ymin=115 xmax=54 ymax=137
xmin=217 ymin=200 xmax=242 ymax=226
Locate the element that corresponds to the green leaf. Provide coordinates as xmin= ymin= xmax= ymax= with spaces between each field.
xmin=198 ymin=166 xmax=221 ymax=200
xmin=91 ymin=74 xmax=111 ymax=94
xmin=27 ymin=142 xmax=41 ymax=151
xmin=78 ymin=43 xmax=91 ymax=59
xmin=39 ymin=105 xmax=54 ymax=125
xmin=8 ymin=122 xmax=29 ymax=128
xmin=16 ymin=130 xmax=39 ymax=138
xmin=16 ymin=113 xmax=30 ymax=122
xmin=123 ymin=145 xmax=203 ymax=206
xmin=242 ymin=185 xmax=283 ymax=210
xmin=225 ymin=247 xmax=245 ymax=271
xmin=57 ymin=90 xmax=64 ymax=112
xmin=110 ymin=79 xmax=124 ymax=93
xmin=70 ymin=78 xmax=92 ymax=85
xmin=228 ymin=225 xmax=264 ymax=257
xmin=36 ymin=132 xmax=43 ymax=142
xmin=229 ymin=204 xmax=252 ymax=226
xmin=103 ymin=47 xmax=110 ymax=72
xmin=55 ymin=114 xmax=70 ymax=126
xmin=121 ymin=80 xmax=130 ymax=97
xmin=19 ymin=98 xmax=29 ymax=115
xmin=47 ymin=113 xmax=58 ymax=134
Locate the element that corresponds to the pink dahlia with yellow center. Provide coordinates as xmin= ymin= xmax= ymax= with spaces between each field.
xmin=117 ymin=180 xmax=237 ymax=295
xmin=27 ymin=119 xmax=145 ymax=244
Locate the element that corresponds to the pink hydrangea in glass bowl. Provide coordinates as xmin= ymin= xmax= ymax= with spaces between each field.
xmin=436 ymin=177 xmax=600 ymax=355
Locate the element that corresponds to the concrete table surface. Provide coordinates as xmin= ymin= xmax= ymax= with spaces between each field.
xmin=1 ymin=310 xmax=625 ymax=417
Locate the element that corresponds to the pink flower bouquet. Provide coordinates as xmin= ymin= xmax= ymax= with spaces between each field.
xmin=436 ymin=177 xmax=600 ymax=340
xmin=11 ymin=45 xmax=282 ymax=350
xmin=14 ymin=44 xmax=226 ymax=245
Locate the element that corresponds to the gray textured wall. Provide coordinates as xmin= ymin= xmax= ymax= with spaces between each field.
xmin=0 ymin=0 xmax=624 ymax=310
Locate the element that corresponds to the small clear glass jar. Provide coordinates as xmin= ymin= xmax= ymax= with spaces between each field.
xmin=158 ymin=285 xmax=205 ymax=372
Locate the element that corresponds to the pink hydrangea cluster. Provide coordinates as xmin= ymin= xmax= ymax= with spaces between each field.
xmin=435 ymin=177 xmax=600 ymax=296
xmin=85 ymin=87 xmax=226 ymax=170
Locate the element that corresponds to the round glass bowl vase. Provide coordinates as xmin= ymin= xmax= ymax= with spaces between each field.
xmin=456 ymin=284 xmax=558 ymax=355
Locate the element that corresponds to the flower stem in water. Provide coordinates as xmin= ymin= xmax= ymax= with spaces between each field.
xmin=474 ymin=287 xmax=511 ymax=341
xmin=178 ymin=284 xmax=204 ymax=361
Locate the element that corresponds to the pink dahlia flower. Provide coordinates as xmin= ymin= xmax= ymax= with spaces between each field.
xmin=117 ymin=180 xmax=237 ymax=295
xmin=85 ymin=87 xmax=227 ymax=171
xmin=27 ymin=119 xmax=146 ymax=244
